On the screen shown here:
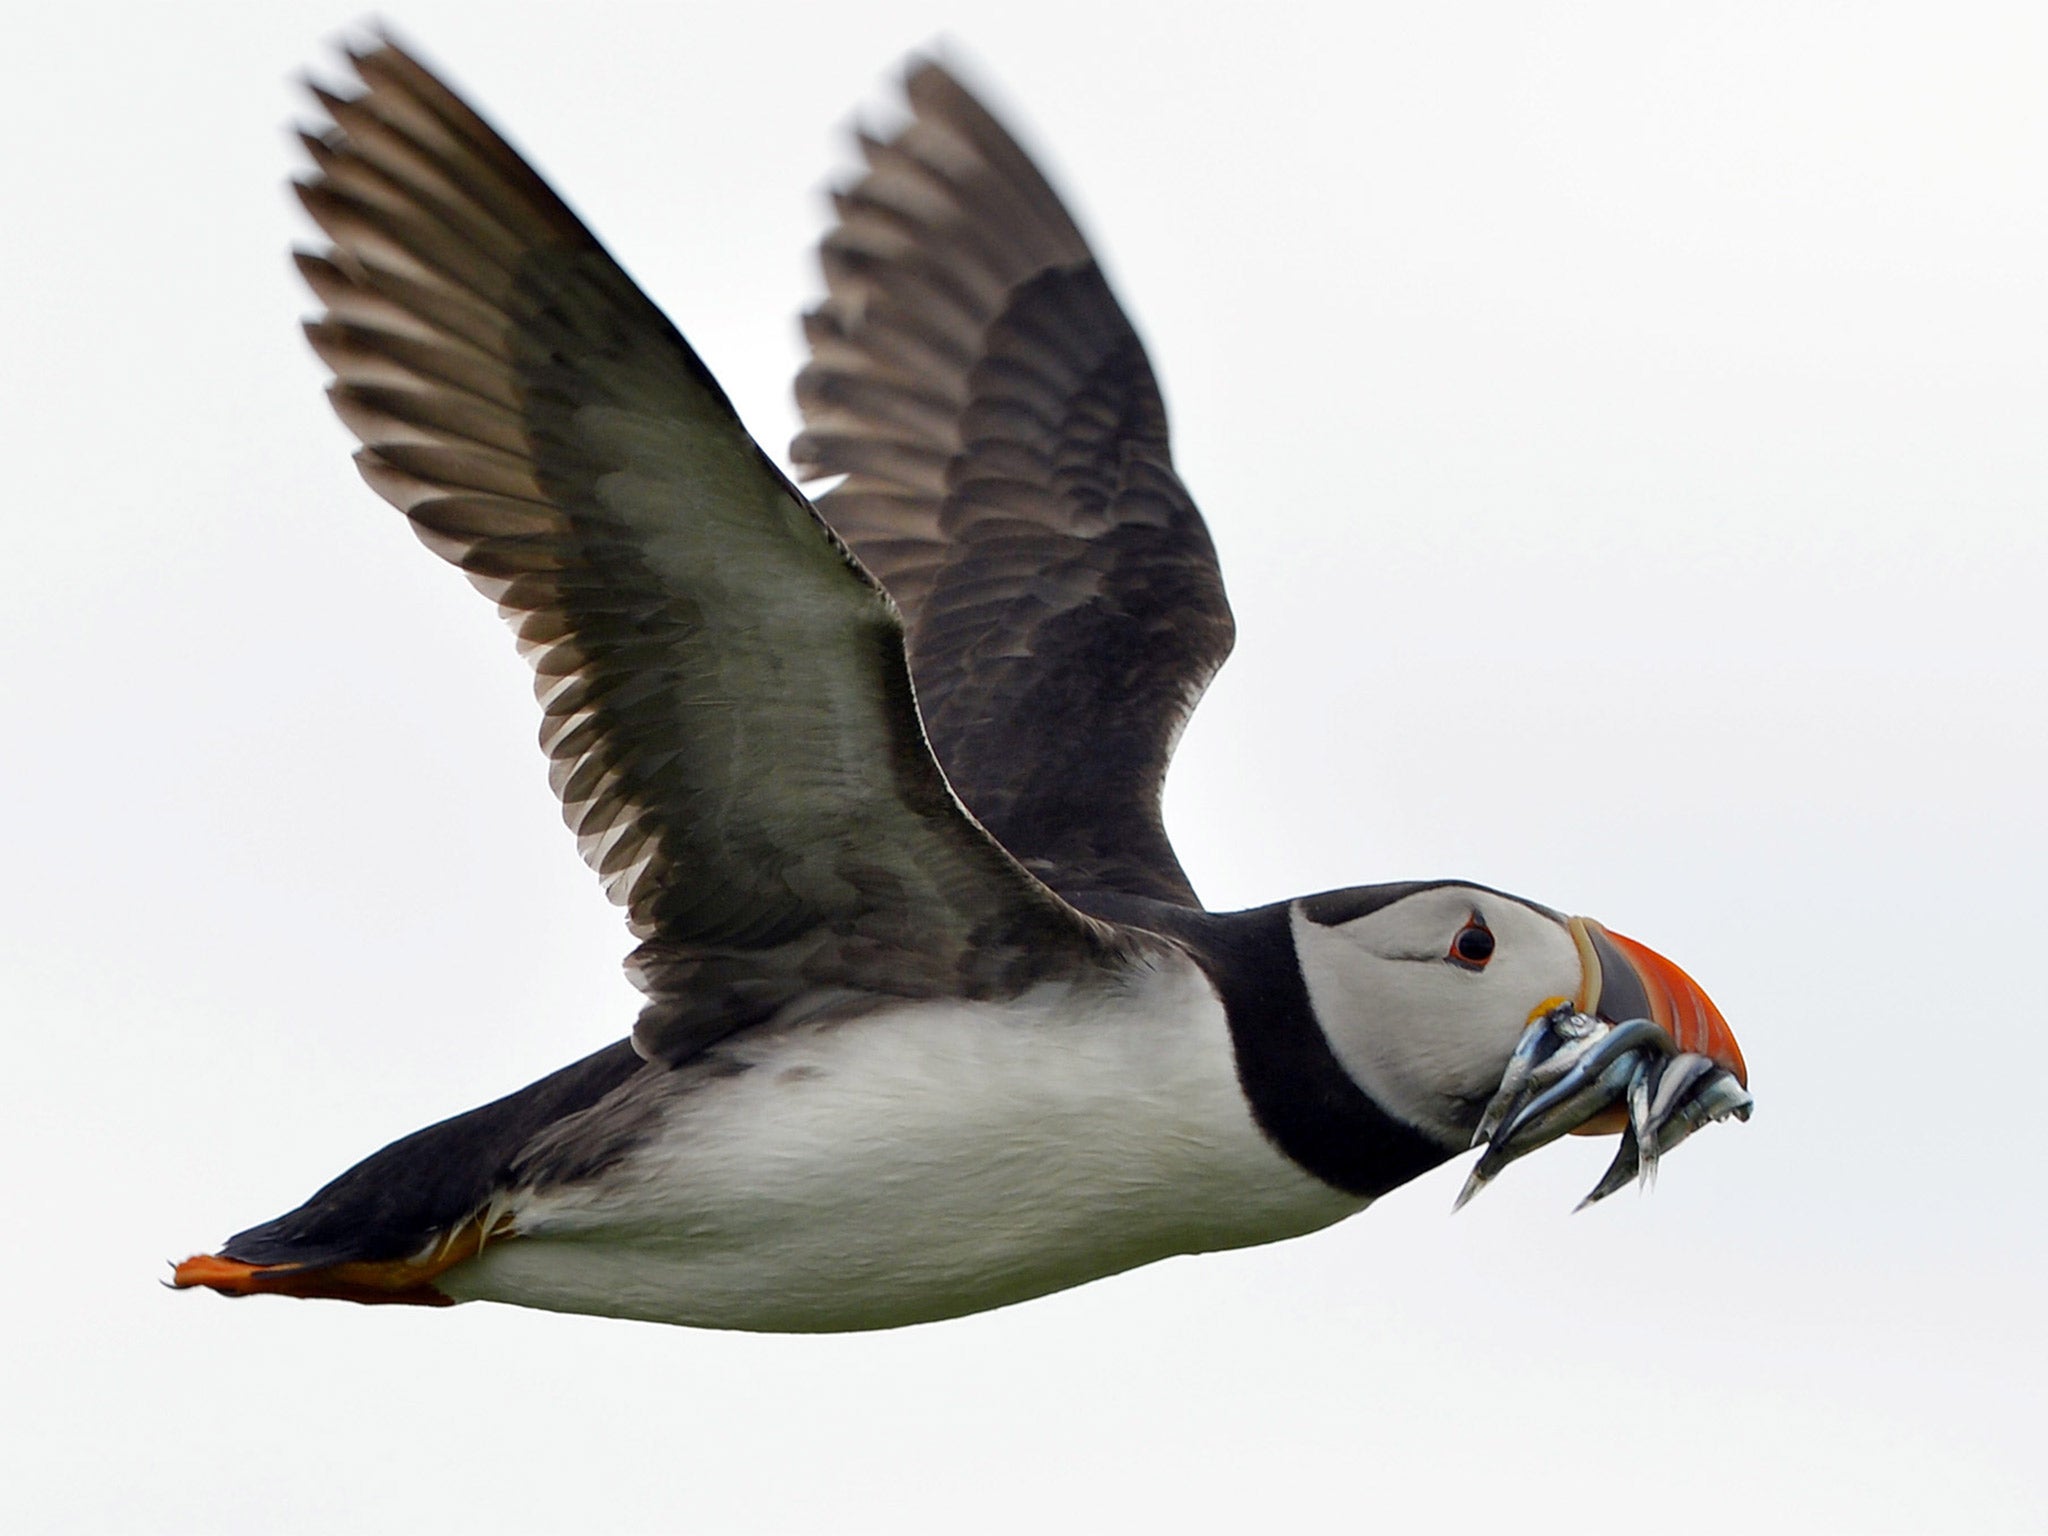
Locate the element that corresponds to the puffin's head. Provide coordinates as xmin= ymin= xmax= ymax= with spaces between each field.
xmin=1289 ymin=881 xmax=1745 ymax=1147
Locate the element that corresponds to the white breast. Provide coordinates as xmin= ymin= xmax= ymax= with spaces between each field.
xmin=440 ymin=951 xmax=1365 ymax=1330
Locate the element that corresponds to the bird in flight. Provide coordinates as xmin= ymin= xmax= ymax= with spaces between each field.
xmin=174 ymin=38 xmax=1750 ymax=1330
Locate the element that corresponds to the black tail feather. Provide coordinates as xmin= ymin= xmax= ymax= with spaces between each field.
xmin=221 ymin=1039 xmax=648 ymax=1268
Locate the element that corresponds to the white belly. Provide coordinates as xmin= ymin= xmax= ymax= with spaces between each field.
xmin=439 ymin=954 xmax=1366 ymax=1330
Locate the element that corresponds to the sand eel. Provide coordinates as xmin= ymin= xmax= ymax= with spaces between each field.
xmin=174 ymin=41 xmax=1750 ymax=1331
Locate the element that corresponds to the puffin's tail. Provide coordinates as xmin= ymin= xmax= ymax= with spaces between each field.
xmin=172 ymin=1038 xmax=647 ymax=1307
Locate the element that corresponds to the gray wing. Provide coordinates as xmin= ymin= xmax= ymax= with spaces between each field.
xmin=294 ymin=41 xmax=1137 ymax=1064
xmin=793 ymin=64 xmax=1235 ymax=912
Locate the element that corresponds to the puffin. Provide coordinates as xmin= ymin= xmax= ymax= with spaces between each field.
xmin=173 ymin=40 xmax=1751 ymax=1331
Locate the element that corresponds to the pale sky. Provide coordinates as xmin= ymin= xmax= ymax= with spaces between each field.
xmin=5 ymin=4 xmax=2045 ymax=1531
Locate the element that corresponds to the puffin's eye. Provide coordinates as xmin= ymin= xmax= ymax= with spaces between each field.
xmin=1448 ymin=917 xmax=1495 ymax=970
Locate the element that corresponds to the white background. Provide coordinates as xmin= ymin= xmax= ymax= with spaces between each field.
xmin=5 ymin=3 xmax=2043 ymax=1530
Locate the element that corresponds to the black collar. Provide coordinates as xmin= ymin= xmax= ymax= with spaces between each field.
xmin=1084 ymin=894 xmax=1451 ymax=1199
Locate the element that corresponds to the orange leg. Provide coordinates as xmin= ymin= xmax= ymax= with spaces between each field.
xmin=171 ymin=1209 xmax=512 ymax=1307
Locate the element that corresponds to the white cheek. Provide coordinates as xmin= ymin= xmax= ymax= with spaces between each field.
xmin=1289 ymin=907 xmax=1574 ymax=1144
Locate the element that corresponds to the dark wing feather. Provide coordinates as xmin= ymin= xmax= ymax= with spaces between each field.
xmin=794 ymin=64 xmax=1235 ymax=911
xmin=296 ymin=41 xmax=1137 ymax=1064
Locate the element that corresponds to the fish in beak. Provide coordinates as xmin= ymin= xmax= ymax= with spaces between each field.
xmin=1455 ymin=918 xmax=1751 ymax=1211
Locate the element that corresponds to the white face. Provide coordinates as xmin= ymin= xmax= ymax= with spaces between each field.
xmin=1290 ymin=884 xmax=1584 ymax=1146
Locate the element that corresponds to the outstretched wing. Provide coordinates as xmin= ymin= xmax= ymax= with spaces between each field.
xmin=294 ymin=40 xmax=1135 ymax=1064
xmin=794 ymin=64 xmax=1235 ymax=912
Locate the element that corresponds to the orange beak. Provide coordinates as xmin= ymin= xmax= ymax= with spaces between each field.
xmin=1577 ymin=918 xmax=1746 ymax=1086
xmin=1558 ymin=917 xmax=1745 ymax=1136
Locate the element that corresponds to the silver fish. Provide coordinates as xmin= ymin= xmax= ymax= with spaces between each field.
xmin=1456 ymin=1009 xmax=1751 ymax=1211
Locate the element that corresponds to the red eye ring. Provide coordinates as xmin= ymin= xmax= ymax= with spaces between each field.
xmin=1448 ymin=916 xmax=1495 ymax=970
